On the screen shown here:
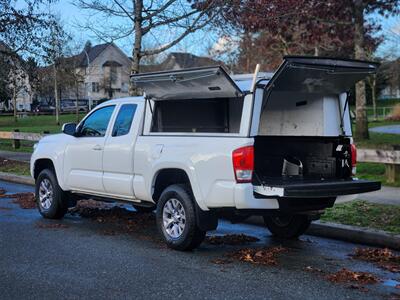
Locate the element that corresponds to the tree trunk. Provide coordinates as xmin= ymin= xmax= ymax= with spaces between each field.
xmin=53 ymin=64 xmax=60 ymax=125
xmin=371 ymin=75 xmax=377 ymax=121
xmin=75 ymin=80 xmax=79 ymax=123
xmin=130 ymin=0 xmax=143 ymax=96
xmin=12 ymin=85 xmax=17 ymax=123
xmin=314 ymin=46 xmax=319 ymax=56
xmin=353 ymin=0 xmax=369 ymax=140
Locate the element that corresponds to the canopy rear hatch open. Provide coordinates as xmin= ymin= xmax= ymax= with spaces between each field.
xmin=264 ymin=56 xmax=379 ymax=94
xmin=130 ymin=66 xmax=243 ymax=100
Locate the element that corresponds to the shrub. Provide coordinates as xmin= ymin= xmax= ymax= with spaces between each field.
xmin=386 ymin=104 xmax=400 ymax=121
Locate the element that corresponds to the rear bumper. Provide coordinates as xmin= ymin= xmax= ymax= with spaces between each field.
xmin=229 ymin=178 xmax=380 ymax=213
xmin=253 ymin=178 xmax=381 ymax=198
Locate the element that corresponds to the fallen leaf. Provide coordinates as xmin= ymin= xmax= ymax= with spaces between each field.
xmin=326 ymin=268 xmax=379 ymax=285
xmin=205 ymin=234 xmax=259 ymax=246
xmin=352 ymin=248 xmax=400 ymax=273
xmin=36 ymin=223 xmax=69 ymax=229
xmin=230 ymin=246 xmax=287 ymax=266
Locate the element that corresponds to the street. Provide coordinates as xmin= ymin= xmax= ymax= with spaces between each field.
xmin=0 ymin=180 xmax=399 ymax=300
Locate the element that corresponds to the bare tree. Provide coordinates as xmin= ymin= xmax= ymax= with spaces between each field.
xmin=42 ymin=20 xmax=71 ymax=125
xmin=74 ymin=0 xmax=221 ymax=94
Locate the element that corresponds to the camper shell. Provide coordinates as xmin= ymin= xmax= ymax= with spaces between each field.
xmin=132 ymin=57 xmax=381 ymax=203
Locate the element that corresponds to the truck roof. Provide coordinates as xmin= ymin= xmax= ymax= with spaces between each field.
xmin=232 ymin=72 xmax=273 ymax=92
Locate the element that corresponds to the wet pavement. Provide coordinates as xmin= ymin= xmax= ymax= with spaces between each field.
xmin=370 ymin=125 xmax=400 ymax=135
xmin=0 ymin=180 xmax=399 ymax=299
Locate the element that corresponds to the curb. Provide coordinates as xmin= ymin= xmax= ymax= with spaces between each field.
xmin=0 ymin=172 xmax=34 ymax=186
xmin=307 ymin=221 xmax=400 ymax=250
xmin=247 ymin=216 xmax=400 ymax=250
xmin=1 ymin=173 xmax=399 ymax=250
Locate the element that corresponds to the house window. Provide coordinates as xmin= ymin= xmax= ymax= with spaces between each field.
xmin=121 ymin=82 xmax=128 ymax=93
xmin=92 ymin=82 xmax=100 ymax=93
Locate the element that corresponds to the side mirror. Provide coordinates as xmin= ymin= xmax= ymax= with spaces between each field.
xmin=62 ymin=123 xmax=77 ymax=136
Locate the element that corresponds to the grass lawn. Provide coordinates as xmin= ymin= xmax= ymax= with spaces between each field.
xmin=0 ymin=113 xmax=85 ymax=152
xmin=321 ymin=200 xmax=400 ymax=235
xmin=357 ymin=162 xmax=400 ymax=187
xmin=352 ymin=119 xmax=400 ymax=149
xmin=0 ymin=158 xmax=30 ymax=176
xmin=0 ymin=113 xmax=84 ymax=133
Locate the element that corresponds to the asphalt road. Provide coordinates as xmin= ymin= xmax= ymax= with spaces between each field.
xmin=0 ymin=180 xmax=399 ymax=300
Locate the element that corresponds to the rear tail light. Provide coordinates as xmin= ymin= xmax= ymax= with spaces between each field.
xmin=351 ymin=144 xmax=357 ymax=175
xmin=232 ymin=146 xmax=254 ymax=183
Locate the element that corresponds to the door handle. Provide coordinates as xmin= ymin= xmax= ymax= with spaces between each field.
xmin=92 ymin=145 xmax=103 ymax=151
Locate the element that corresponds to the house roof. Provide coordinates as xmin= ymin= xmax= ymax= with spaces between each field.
xmin=67 ymin=43 xmax=111 ymax=67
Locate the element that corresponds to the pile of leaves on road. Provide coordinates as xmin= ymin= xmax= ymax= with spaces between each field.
xmin=351 ymin=248 xmax=400 ymax=273
xmin=229 ymin=246 xmax=287 ymax=266
xmin=326 ymin=268 xmax=380 ymax=285
xmin=36 ymin=222 xmax=69 ymax=229
xmin=69 ymin=200 xmax=156 ymax=237
xmin=0 ymin=188 xmax=36 ymax=209
xmin=8 ymin=192 xmax=36 ymax=209
xmin=206 ymin=234 xmax=260 ymax=246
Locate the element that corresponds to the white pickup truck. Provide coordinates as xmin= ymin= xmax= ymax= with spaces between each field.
xmin=31 ymin=57 xmax=381 ymax=250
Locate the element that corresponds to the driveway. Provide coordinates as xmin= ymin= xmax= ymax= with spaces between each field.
xmin=0 ymin=180 xmax=399 ymax=299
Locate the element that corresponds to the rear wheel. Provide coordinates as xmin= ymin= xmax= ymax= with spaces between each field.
xmin=35 ymin=169 xmax=68 ymax=219
xmin=263 ymin=214 xmax=311 ymax=239
xmin=156 ymin=184 xmax=205 ymax=251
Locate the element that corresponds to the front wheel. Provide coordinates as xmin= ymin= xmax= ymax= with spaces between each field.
xmin=156 ymin=184 xmax=205 ymax=251
xmin=263 ymin=214 xmax=311 ymax=239
xmin=35 ymin=169 xmax=68 ymax=219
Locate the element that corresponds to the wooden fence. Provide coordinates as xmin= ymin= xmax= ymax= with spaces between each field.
xmin=0 ymin=130 xmax=399 ymax=182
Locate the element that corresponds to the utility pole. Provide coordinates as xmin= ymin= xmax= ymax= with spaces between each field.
xmin=83 ymin=49 xmax=92 ymax=110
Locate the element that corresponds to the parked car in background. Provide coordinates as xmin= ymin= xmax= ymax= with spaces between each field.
xmin=60 ymin=100 xmax=88 ymax=113
xmin=31 ymin=57 xmax=381 ymax=251
xmin=33 ymin=103 xmax=55 ymax=113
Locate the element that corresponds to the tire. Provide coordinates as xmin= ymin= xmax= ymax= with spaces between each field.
xmin=132 ymin=203 xmax=156 ymax=213
xmin=156 ymin=184 xmax=206 ymax=251
xmin=263 ymin=214 xmax=311 ymax=239
xmin=35 ymin=168 xmax=68 ymax=219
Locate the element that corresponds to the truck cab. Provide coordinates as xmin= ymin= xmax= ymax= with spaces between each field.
xmin=31 ymin=56 xmax=381 ymax=250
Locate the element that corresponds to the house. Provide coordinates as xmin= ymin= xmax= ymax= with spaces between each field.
xmin=378 ymin=58 xmax=400 ymax=101
xmin=51 ymin=43 xmax=132 ymax=107
xmin=37 ymin=44 xmax=222 ymax=108
xmin=0 ymin=42 xmax=32 ymax=112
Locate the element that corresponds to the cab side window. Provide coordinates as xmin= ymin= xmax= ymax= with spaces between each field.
xmin=112 ymin=104 xmax=137 ymax=137
xmin=79 ymin=106 xmax=115 ymax=137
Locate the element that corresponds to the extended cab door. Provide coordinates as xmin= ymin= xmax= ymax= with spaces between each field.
xmin=64 ymin=105 xmax=116 ymax=193
xmin=102 ymin=102 xmax=143 ymax=198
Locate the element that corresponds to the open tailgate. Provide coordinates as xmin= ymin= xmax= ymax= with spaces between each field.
xmin=254 ymin=178 xmax=381 ymax=198
xmin=130 ymin=66 xmax=243 ymax=100
xmin=266 ymin=56 xmax=379 ymax=94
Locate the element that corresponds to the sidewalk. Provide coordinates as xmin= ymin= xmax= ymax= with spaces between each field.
xmin=0 ymin=150 xmax=399 ymax=205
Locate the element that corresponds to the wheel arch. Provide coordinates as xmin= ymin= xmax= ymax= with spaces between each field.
xmin=152 ymin=168 xmax=193 ymax=203
xmin=152 ymin=168 xmax=218 ymax=231
xmin=33 ymin=158 xmax=57 ymax=181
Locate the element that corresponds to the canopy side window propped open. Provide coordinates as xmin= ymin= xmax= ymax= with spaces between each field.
xmin=130 ymin=66 xmax=243 ymax=100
